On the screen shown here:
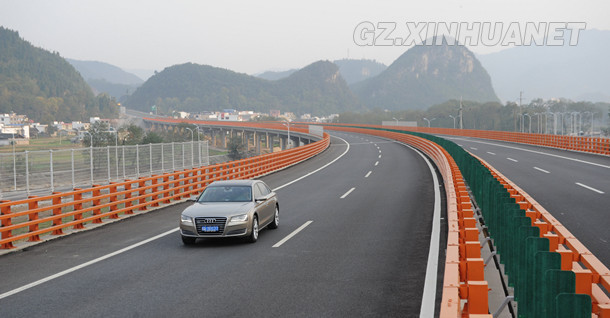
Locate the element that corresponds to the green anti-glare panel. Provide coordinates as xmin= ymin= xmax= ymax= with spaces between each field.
xmin=532 ymin=253 xmax=562 ymax=318
xmin=515 ymin=236 xmax=547 ymax=308
xmin=555 ymin=293 xmax=591 ymax=318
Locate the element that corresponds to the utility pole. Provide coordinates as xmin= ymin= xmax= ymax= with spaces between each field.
xmin=519 ymin=91 xmax=523 ymax=133
xmin=459 ymin=97 xmax=464 ymax=129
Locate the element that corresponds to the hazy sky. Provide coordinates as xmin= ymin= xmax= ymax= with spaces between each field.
xmin=1 ymin=0 xmax=608 ymax=76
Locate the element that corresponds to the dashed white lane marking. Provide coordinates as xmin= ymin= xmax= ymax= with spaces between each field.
xmin=507 ymin=158 xmax=518 ymax=162
xmin=340 ymin=187 xmax=356 ymax=199
xmin=470 ymin=147 xmax=478 ymax=150
xmin=534 ymin=167 xmax=550 ymax=174
xmin=378 ymin=154 xmax=382 ymax=159
xmin=365 ymin=171 xmax=372 ymax=178
xmin=576 ymin=182 xmax=605 ymax=194
xmin=0 ymin=134 xmax=353 ymax=300
xmin=273 ymin=135 xmax=350 ymax=191
xmin=487 ymin=152 xmax=496 ymax=155
xmin=448 ymin=137 xmax=610 ymax=169
xmin=272 ymin=221 xmax=313 ymax=248
xmin=375 ymin=161 xmax=379 ymax=166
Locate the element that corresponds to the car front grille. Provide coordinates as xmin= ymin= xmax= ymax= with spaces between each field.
xmin=195 ymin=217 xmax=227 ymax=235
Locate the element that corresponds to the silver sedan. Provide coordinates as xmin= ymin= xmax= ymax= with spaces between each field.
xmin=179 ymin=180 xmax=279 ymax=244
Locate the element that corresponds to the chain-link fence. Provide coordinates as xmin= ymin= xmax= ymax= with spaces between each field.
xmin=0 ymin=141 xmax=213 ymax=199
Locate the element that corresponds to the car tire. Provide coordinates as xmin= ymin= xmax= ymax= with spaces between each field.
xmin=268 ymin=205 xmax=279 ymax=229
xmin=247 ymin=216 xmax=259 ymax=243
xmin=181 ymin=235 xmax=196 ymax=245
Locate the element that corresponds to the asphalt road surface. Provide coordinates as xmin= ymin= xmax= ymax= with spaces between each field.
xmin=446 ymin=136 xmax=610 ymax=266
xmin=0 ymin=132 xmax=445 ymax=318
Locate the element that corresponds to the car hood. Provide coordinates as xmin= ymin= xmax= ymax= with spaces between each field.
xmin=181 ymin=202 xmax=254 ymax=218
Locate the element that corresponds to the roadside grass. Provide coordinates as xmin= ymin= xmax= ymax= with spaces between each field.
xmin=0 ymin=137 xmax=84 ymax=153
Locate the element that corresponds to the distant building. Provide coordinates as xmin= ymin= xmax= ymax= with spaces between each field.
xmin=174 ymin=111 xmax=189 ymax=119
xmin=30 ymin=123 xmax=48 ymax=134
xmin=0 ymin=113 xmax=28 ymax=126
xmin=219 ymin=113 xmax=240 ymax=121
xmin=0 ymin=124 xmax=30 ymax=141
xmin=269 ymin=110 xmax=280 ymax=118
xmin=72 ymin=121 xmax=90 ymax=131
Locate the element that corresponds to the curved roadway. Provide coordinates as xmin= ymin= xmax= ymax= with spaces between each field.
xmin=0 ymin=132 xmax=445 ymax=317
xmin=446 ymin=136 xmax=610 ymax=265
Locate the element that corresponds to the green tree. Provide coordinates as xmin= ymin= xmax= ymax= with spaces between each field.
xmin=120 ymin=124 xmax=145 ymax=145
xmin=227 ymin=136 xmax=245 ymax=160
xmin=84 ymin=121 xmax=113 ymax=147
xmin=142 ymin=132 xmax=164 ymax=144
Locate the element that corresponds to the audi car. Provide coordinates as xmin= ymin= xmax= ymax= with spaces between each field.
xmin=179 ymin=180 xmax=279 ymax=244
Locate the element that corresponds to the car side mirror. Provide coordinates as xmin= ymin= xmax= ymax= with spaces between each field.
xmin=255 ymin=197 xmax=267 ymax=203
xmin=187 ymin=195 xmax=198 ymax=202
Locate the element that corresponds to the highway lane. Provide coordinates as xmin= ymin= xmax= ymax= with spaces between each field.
xmin=445 ymin=136 xmax=610 ymax=265
xmin=0 ymin=132 xmax=443 ymax=317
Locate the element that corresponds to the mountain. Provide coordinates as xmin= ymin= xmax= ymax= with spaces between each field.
xmin=477 ymin=29 xmax=610 ymax=103
xmin=124 ymin=60 xmax=362 ymax=115
xmin=256 ymin=69 xmax=297 ymax=81
xmin=0 ymin=27 xmax=118 ymax=123
xmin=256 ymin=59 xmax=387 ymax=85
xmin=275 ymin=61 xmax=363 ymax=115
xmin=66 ymin=58 xmax=143 ymax=99
xmin=333 ymin=59 xmax=387 ymax=85
xmin=352 ymin=39 xmax=499 ymax=110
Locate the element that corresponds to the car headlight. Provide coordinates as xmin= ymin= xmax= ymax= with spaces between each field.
xmin=180 ymin=215 xmax=193 ymax=225
xmin=228 ymin=214 xmax=248 ymax=225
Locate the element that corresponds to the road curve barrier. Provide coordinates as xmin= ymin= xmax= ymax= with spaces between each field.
xmin=333 ymin=124 xmax=610 ymax=156
xmin=0 ymin=124 xmax=330 ymax=250
xmin=321 ymin=124 xmax=609 ymax=318
xmin=320 ymin=125 xmax=492 ymax=317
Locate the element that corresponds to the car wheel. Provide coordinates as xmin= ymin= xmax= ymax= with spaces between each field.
xmin=247 ymin=216 xmax=259 ymax=243
xmin=268 ymin=206 xmax=279 ymax=229
xmin=181 ymin=235 xmax=196 ymax=245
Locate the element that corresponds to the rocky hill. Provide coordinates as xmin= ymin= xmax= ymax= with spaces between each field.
xmin=351 ymin=39 xmax=499 ymax=110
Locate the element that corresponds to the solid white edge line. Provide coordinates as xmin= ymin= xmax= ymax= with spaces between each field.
xmin=272 ymin=135 xmax=350 ymax=192
xmin=576 ymin=182 xmax=605 ymax=194
xmin=272 ymin=221 xmax=313 ymax=248
xmin=534 ymin=167 xmax=550 ymax=174
xmin=365 ymin=171 xmax=372 ymax=178
xmin=340 ymin=187 xmax=356 ymax=199
xmin=0 ymin=227 xmax=179 ymax=300
xmin=3 ymin=134 xmax=352 ymax=300
xmin=394 ymin=142 xmax=441 ymax=318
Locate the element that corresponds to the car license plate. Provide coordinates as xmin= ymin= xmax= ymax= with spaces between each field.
xmin=202 ymin=226 xmax=219 ymax=232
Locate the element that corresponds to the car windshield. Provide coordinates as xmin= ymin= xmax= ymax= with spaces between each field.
xmin=198 ymin=186 xmax=252 ymax=202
